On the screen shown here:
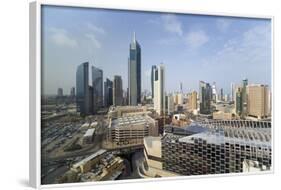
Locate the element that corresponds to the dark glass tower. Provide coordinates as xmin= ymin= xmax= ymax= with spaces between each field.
xmin=128 ymin=32 xmax=141 ymax=105
xmin=113 ymin=75 xmax=123 ymax=106
xmin=236 ymin=87 xmax=243 ymax=116
xmin=242 ymin=78 xmax=248 ymax=117
xmin=92 ymin=66 xmax=103 ymax=113
xmin=76 ymin=62 xmax=90 ymax=115
xmin=199 ymin=81 xmax=212 ymax=114
xmin=104 ymin=78 xmax=113 ymax=107
xmin=151 ymin=65 xmax=157 ymax=99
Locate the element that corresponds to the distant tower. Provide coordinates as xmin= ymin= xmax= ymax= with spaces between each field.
xmin=151 ymin=65 xmax=157 ymax=99
xmin=128 ymin=32 xmax=141 ymax=105
xmin=57 ymin=88 xmax=63 ymax=97
xmin=70 ymin=87 xmax=75 ymax=97
xmin=230 ymin=83 xmax=235 ymax=102
xmin=167 ymin=94 xmax=174 ymax=115
xmin=220 ymin=88 xmax=224 ymax=101
xmin=92 ymin=66 xmax=103 ymax=113
xmin=235 ymin=87 xmax=243 ymax=116
xmin=190 ymin=91 xmax=197 ymax=110
xmin=242 ymin=78 xmax=248 ymax=117
xmin=154 ymin=64 xmax=165 ymax=115
xmin=113 ymin=75 xmax=123 ymax=106
xmin=247 ymin=84 xmax=270 ymax=119
xmin=199 ymin=81 xmax=212 ymax=114
xmin=211 ymin=82 xmax=217 ymax=102
xmin=104 ymin=78 xmax=113 ymax=107
xmin=76 ymin=62 xmax=90 ymax=115
xmin=180 ymin=82 xmax=183 ymax=93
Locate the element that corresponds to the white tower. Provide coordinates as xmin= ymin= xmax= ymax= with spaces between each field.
xmin=153 ymin=64 xmax=165 ymax=115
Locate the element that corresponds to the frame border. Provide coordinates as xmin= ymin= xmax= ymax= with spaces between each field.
xmin=29 ymin=0 xmax=274 ymax=189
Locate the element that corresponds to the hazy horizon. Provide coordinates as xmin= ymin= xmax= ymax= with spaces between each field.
xmin=41 ymin=5 xmax=272 ymax=96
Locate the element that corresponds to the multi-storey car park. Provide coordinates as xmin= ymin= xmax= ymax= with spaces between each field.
xmin=105 ymin=115 xmax=158 ymax=148
xmin=162 ymin=120 xmax=271 ymax=176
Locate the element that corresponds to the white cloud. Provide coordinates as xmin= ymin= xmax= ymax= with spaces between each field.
xmin=161 ymin=14 xmax=183 ymax=36
xmin=185 ymin=30 xmax=209 ymax=48
xmin=87 ymin=23 xmax=106 ymax=35
xmin=85 ymin=34 xmax=101 ymax=49
xmin=49 ymin=27 xmax=77 ymax=48
xmin=216 ymin=18 xmax=232 ymax=32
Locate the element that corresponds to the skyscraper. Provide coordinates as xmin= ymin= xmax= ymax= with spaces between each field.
xmin=167 ymin=94 xmax=174 ymax=115
xmin=242 ymin=78 xmax=248 ymax=116
xmin=188 ymin=91 xmax=197 ymax=111
xmin=113 ymin=75 xmax=123 ymax=106
xmin=128 ymin=32 xmax=141 ymax=105
xmin=235 ymin=87 xmax=243 ymax=116
xmin=76 ymin=62 xmax=90 ymax=115
xmin=231 ymin=83 xmax=235 ymax=102
xmin=57 ymin=88 xmax=63 ymax=97
xmin=180 ymin=82 xmax=183 ymax=93
xmin=104 ymin=78 xmax=113 ymax=107
xmin=88 ymin=86 xmax=93 ymax=114
xmin=153 ymin=64 xmax=165 ymax=115
xmin=211 ymin=82 xmax=217 ymax=102
xmin=70 ymin=87 xmax=75 ymax=97
xmin=151 ymin=65 xmax=157 ymax=99
xmin=220 ymin=88 xmax=224 ymax=101
xmin=247 ymin=84 xmax=270 ymax=119
xmin=199 ymin=81 xmax=212 ymax=114
xmin=92 ymin=66 xmax=103 ymax=113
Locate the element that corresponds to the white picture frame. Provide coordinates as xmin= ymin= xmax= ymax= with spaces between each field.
xmin=29 ymin=0 xmax=274 ymax=189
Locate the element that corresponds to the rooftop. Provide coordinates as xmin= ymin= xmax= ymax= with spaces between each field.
xmin=83 ymin=128 xmax=95 ymax=137
xmin=72 ymin=149 xmax=106 ymax=169
xmin=110 ymin=115 xmax=153 ymax=128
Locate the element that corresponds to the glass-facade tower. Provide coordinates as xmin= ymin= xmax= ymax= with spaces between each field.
xmin=199 ymin=81 xmax=212 ymax=114
xmin=128 ymin=32 xmax=141 ymax=105
xmin=151 ymin=65 xmax=157 ymax=99
xmin=113 ymin=75 xmax=123 ymax=106
xmin=76 ymin=62 xmax=90 ymax=115
xmin=104 ymin=78 xmax=113 ymax=107
xmin=92 ymin=66 xmax=103 ymax=113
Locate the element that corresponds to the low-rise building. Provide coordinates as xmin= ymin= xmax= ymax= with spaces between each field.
xmin=162 ymin=122 xmax=271 ymax=176
xmin=108 ymin=106 xmax=151 ymax=118
xmin=212 ymin=111 xmax=233 ymax=120
xmin=58 ymin=149 xmax=124 ymax=183
xmin=142 ymin=136 xmax=178 ymax=177
xmin=171 ymin=114 xmax=191 ymax=127
xmin=105 ymin=115 xmax=158 ymax=148
xmin=82 ymin=128 xmax=95 ymax=145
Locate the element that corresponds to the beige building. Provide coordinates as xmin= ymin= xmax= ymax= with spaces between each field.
xmin=105 ymin=115 xmax=158 ymax=148
xmin=108 ymin=106 xmax=150 ymax=118
xmin=247 ymin=84 xmax=270 ymax=119
xmin=213 ymin=111 xmax=233 ymax=120
xmin=153 ymin=64 xmax=165 ymax=116
xmin=187 ymin=91 xmax=197 ymax=111
xmin=58 ymin=149 xmax=124 ymax=183
xmin=142 ymin=136 xmax=178 ymax=177
xmin=167 ymin=94 xmax=174 ymax=115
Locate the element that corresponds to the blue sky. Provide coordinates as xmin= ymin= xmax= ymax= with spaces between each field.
xmin=42 ymin=5 xmax=271 ymax=95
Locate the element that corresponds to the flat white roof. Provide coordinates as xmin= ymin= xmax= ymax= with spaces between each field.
xmin=81 ymin=123 xmax=90 ymax=128
xmin=72 ymin=149 xmax=106 ymax=169
xmin=83 ymin=128 xmax=95 ymax=137
xmin=90 ymin=122 xmax=98 ymax=127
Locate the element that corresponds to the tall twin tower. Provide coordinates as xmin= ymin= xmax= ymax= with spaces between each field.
xmin=128 ymin=32 xmax=141 ymax=105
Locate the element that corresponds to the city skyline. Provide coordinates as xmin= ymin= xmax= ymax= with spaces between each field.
xmin=42 ymin=5 xmax=271 ymax=95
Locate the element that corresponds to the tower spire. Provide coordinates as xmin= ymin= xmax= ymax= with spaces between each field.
xmin=133 ymin=31 xmax=136 ymax=43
